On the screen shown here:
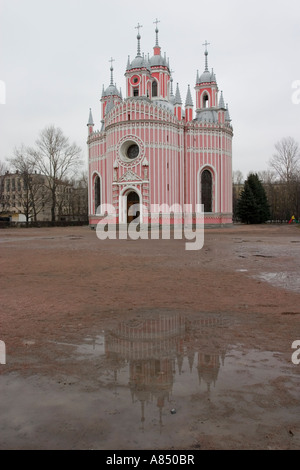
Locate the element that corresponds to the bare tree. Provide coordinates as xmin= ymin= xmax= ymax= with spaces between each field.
xmin=69 ymin=171 xmax=88 ymax=222
xmin=270 ymin=137 xmax=300 ymax=183
xmin=232 ymin=170 xmax=244 ymax=185
xmin=0 ymin=160 xmax=9 ymax=213
xmin=232 ymin=170 xmax=244 ymax=221
xmin=9 ymin=146 xmax=49 ymax=224
xmin=268 ymin=137 xmax=300 ymax=219
xmin=257 ymin=170 xmax=276 ymax=184
xmin=29 ymin=126 xmax=82 ymax=222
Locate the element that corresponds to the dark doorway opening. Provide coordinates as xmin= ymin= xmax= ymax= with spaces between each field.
xmin=201 ymin=170 xmax=212 ymax=212
xmin=127 ymin=191 xmax=140 ymax=223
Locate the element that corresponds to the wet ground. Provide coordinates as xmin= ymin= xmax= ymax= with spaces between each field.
xmin=0 ymin=224 xmax=299 ymax=449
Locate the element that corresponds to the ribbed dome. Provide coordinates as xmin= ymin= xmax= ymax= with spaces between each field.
xmin=128 ymin=54 xmax=151 ymax=72
xmin=130 ymin=56 xmax=144 ymax=69
xmin=103 ymin=84 xmax=121 ymax=98
xmin=199 ymin=70 xmax=212 ymax=84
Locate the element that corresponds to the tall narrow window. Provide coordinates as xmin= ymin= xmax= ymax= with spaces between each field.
xmin=152 ymin=80 xmax=158 ymax=97
xmin=203 ymin=93 xmax=209 ymax=108
xmin=94 ymin=175 xmax=101 ymax=214
xmin=133 ymin=88 xmax=139 ymax=97
xmin=201 ymin=170 xmax=212 ymax=212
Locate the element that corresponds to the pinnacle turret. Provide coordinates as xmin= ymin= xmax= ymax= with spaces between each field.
xmin=87 ymin=108 xmax=94 ymax=127
xmin=185 ymin=85 xmax=193 ymax=107
xmin=174 ymin=83 xmax=182 ymax=105
xmin=225 ymin=103 xmax=231 ymax=121
xmin=219 ymin=91 xmax=225 ymax=109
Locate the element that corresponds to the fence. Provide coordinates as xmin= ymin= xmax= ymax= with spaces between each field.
xmin=0 ymin=220 xmax=89 ymax=229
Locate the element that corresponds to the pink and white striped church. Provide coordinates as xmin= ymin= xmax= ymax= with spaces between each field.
xmin=87 ymin=22 xmax=233 ymax=228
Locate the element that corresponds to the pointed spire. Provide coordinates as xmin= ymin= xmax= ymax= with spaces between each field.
xmin=219 ymin=91 xmax=225 ymax=109
xmin=185 ymin=85 xmax=193 ymax=107
xmin=170 ymin=74 xmax=174 ymax=95
xmin=210 ymin=68 xmax=216 ymax=83
xmin=169 ymin=70 xmax=175 ymax=104
xmin=170 ymin=78 xmax=174 ymax=97
xmin=174 ymin=83 xmax=182 ymax=105
xmin=225 ymin=103 xmax=231 ymax=121
xmin=87 ymin=108 xmax=94 ymax=126
xmin=135 ymin=23 xmax=143 ymax=57
xmin=109 ymin=57 xmax=115 ymax=86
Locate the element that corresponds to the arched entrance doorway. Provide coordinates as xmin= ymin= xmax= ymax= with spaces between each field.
xmin=201 ymin=170 xmax=213 ymax=212
xmin=127 ymin=191 xmax=140 ymax=223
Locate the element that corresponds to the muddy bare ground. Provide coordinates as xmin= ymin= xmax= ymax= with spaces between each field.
xmin=0 ymin=224 xmax=299 ymax=450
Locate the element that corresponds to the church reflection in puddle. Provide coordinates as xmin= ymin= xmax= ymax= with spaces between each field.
xmin=83 ymin=312 xmax=229 ymax=428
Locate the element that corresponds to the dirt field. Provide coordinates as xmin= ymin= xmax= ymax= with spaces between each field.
xmin=0 ymin=224 xmax=299 ymax=450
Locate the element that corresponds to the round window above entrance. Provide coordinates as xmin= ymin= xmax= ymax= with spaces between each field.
xmin=117 ymin=135 xmax=144 ymax=167
xmin=120 ymin=139 xmax=140 ymax=162
xmin=127 ymin=144 xmax=139 ymax=159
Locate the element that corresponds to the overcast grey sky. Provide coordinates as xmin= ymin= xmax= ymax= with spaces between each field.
xmin=0 ymin=0 xmax=299 ymax=178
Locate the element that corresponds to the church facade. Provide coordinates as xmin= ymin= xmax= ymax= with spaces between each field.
xmin=87 ymin=23 xmax=233 ymax=227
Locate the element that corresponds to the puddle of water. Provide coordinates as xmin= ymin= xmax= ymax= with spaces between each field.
xmin=75 ymin=336 xmax=105 ymax=357
xmin=257 ymin=272 xmax=300 ymax=293
xmin=1 ymin=312 xmax=299 ymax=449
xmin=48 ymin=337 xmax=106 ymax=358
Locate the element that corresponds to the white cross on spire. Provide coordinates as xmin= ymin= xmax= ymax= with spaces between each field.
xmin=135 ymin=22 xmax=143 ymax=35
xmin=202 ymin=41 xmax=210 ymax=70
xmin=153 ymin=18 xmax=160 ymax=28
xmin=202 ymin=40 xmax=210 ymax=53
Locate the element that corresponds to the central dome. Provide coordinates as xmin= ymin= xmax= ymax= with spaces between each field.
xmin=129 ymin=55 xmax=151 ymax=72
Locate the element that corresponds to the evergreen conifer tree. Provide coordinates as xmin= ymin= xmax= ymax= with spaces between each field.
xmin=237 ymin=173 xmax=270 ymax=224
